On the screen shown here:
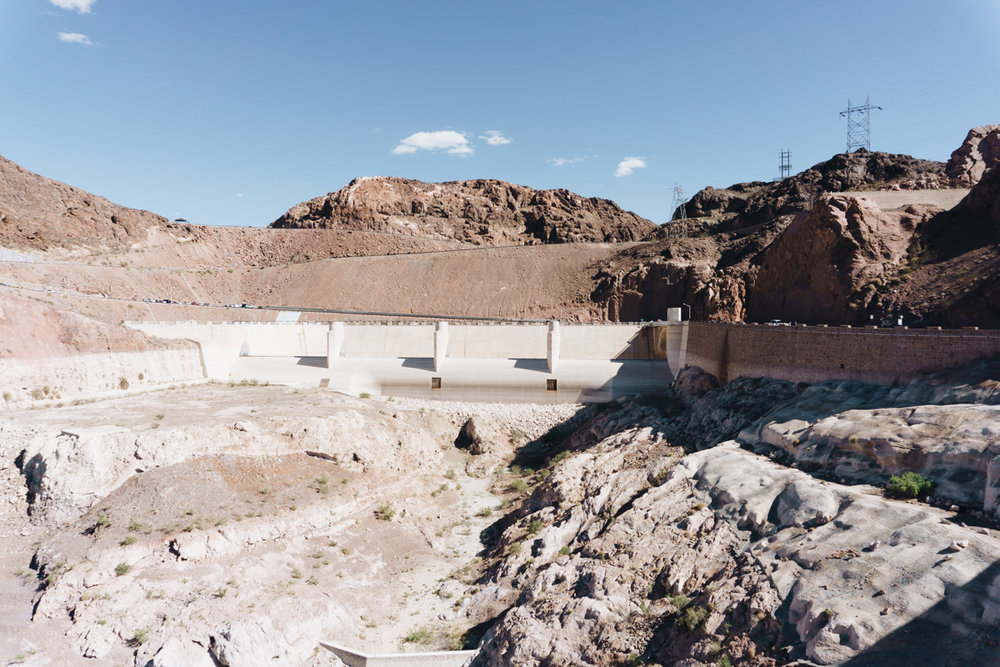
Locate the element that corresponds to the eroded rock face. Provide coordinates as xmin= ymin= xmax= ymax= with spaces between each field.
xmin=270 ymin=176 xmax=657 ymax=245
xmin=946 ymin=124 xmax=1000 ymax=187
xmin=738 ymin=372 xmax=1000 ymax=515
xmin=12 ymin=407 xmax=441 ymax=524
xmin=964 ymin=162 xmax=1000 ymax=226
xmin=750 ymin=194 xmax=917 ymax=324
xmin=470 ymin=432 xmax=1000 ymax=667
xmin=0 ymin=154 xmax=163 ymax=251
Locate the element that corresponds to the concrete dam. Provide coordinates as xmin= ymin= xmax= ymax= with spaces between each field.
xmin=126 ymin=318 xmax=1000 ymax=403
xmin=127 ymin=320 xmax=686 ymax=402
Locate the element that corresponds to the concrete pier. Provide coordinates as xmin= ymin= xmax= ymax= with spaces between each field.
xmin=547 ymin=320 xmax=560 ymax=373
xmin=434 ymin=321 xmax=449 ymax=372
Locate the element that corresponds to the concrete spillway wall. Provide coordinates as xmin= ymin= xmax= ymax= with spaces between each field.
xmin=123 ymin=320 xmax=1000 ymax=399
xmin=686 ymin=322 xmax=1000 ymax=385
xmin=128 ymin=321 xmax=666 ymax=368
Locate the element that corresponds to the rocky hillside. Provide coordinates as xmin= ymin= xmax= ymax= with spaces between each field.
xmin=594 ymin=125 xmax=1000 ymax=326
xmin=270 ymin=176 xmax=657 ymax=245
xmin=5 ymin=362 xmax=1000 ymax=665
xmin=0 ymin=155 xmax=166 ymax=252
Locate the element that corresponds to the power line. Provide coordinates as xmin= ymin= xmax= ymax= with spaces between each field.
xmin=670 ymin=184 xmax=687 ymax=239
xmin=778 ymin=149 xmax=792 ymax=180
xmin=840 ymin=96 xmax=883 ymax=152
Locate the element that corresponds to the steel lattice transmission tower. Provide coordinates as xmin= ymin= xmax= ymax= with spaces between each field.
xmin=839 ymin=96 xmax=882 ymax=153
xmin=671 ymin=184 xmax=688 ymax=239
xmin=778 ymin=149 xmax=792 ymax=180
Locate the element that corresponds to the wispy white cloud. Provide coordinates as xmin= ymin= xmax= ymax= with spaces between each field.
xmin=615 ymin=156 xmax=646 ymax=177
xmin=479 ymin=130 xmax=511 ymax=146
xmin=58 ymin=32 xmax=96 ymax=45
xmin=50 ymin=0 xmax=96 ymax=13
xmin=392 ymin=130 xmax=473 ymax=157
xmin=550 ymin=157 xmax=585 ymax=167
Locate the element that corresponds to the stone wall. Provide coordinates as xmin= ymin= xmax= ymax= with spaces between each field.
xmin=686 ymin=322 xmax=1000 ymax=384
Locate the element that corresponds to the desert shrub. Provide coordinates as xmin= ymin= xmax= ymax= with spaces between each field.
xmin=510 ymin=479 xmax=529 ymax=495
xmin=312 ymin=475 xmax=329 ymax=495
xmin=403 ymin=627 xmax=431 ymax=644
xmin=129 ymin=628 xmax=148 ymax=646
xmin=677 ymin=605 xmax=708 ymax=631
xmin=119 ymin=377 xmax=129 ymax=390
xmin=669 ymin=593 xmax=690 ymax=609
xmin=886 ymin=471 xmax=933 ymax=499
xmin=120 ymin=535 xmax=137 ymax=546
xmin=527 ymin=519 xmax=543 ymax=535
xmin=359 ymin=392 xmax=371 ymax=399
xmin=115 ymin=562 xmax=132 ymax=576
xmin=375 ymin=501 xmax=396 ymax=521
xmin=508 ymin=428 xmax=527 ymax=445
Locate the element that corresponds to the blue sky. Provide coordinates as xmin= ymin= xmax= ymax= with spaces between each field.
xmin=1 ymin=1 xmax=998 ymax=226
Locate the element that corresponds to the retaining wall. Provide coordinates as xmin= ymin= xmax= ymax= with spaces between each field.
xmin=686 ymin=322 xmax=1000 ymax=384
xmin=0 ymin=348 xmax=205 ymax=407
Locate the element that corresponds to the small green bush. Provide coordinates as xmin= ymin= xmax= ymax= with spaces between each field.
xmin=119 ymin=377 xmax=130 ymax=390
xmin=677 ymin=605 xmax=708 ymax=631
xmin=403 ymin=627 xmax=431 ymax=644
xmin=312 ymin=475 xmax=329 ymax=495
xmin=375 ymin=501 xmax=396 ymax=521
xmin=886 ymin=471 xmax=934 ymax=499
xmin=511 ymin=479 xmax=529 ymax=495
xmin=527 ymin=519 xmax=543 ymax=535
xmin=669 ymin=593 xmax=690 ymax=609
xmin=115 ymin=562 xmax=132 ymax=576
xmin=120 ymin=535 xmax=137 ymax=546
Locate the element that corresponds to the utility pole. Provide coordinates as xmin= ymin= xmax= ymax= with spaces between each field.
xmin=839 ymin=96 xmax=882 ymax=152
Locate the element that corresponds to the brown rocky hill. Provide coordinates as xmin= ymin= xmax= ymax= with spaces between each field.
xmin=269 ymin=176 xmax=657 ymax=245
xmin=0 ymin=155 xmax=165 ymax=252
xmin=674 ymin=149 xmax=955 ymax=235
xmin=595 ymin=127 xmax=1000 ymax=326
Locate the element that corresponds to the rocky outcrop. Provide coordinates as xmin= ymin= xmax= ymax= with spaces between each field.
xmin=750 ymin=194 xmax=918 ymax=324
xmin=678 ymin=149 xmax=954 ymax=230
xmin=270 ymin=176 xmax=657 ymax=245
xmin=946 ymin=124 xmax=1000 ymax=187
xmin=469 ymin=424 xmax=1000 ymax=666
xmin=964 ymin=162 xmax=1000 ymax=225
xmin=0 ymin=155 xmax=164 ymax=251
